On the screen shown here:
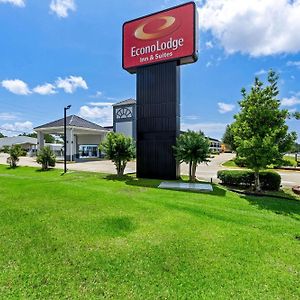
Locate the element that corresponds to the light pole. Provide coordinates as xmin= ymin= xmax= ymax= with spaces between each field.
xmin=64 ymin=105 xmax=71 ymax=173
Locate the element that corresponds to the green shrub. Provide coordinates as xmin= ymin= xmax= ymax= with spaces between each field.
xmin=274 ymin=158 xmax=297 ymax=168
xmin=210 ymin=150 xmax=220 ymax=155
xmin=1 ymin=145 xmax=10 ymax=153
xmin=7 ymin=145 xmax=24 ymax=168
xmin=234 ymin=156 xmax=247 ymax=167
xmin=259 ymin=171 xmax=281 ymax=191
xmin=217 ymin=170 xmax=281 ymax=191
xmin=217 ymin=170 xmax=254 ymax=187
xmin=100 ymin=132 xmax=135 ymax=176
xmin=36 ymin=146 xmax=56 ymax=171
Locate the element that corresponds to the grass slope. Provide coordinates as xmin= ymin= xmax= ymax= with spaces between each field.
xmin=0 ymin=165 xmax=299 ymax=299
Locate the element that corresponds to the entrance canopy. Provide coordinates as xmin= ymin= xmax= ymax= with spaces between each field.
xmin=34 ymin=115 xmax=109 ymax=161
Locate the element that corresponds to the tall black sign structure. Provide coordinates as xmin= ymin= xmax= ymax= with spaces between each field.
xmin=123 ymin=2 xmax=198 ymax=179
xmin=136 ymin=61 xmax=180 ymax=179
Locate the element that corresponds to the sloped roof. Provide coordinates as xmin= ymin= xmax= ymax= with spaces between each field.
xmin=34 ymin=115 xmax=108 ymax=131
xmin=0 ymin=136 xmax=37 ymax=148
xmin=209 ymin=137 xmax=221 ymax=143
xmin=113 ymin=98 xmax=136 ymax=107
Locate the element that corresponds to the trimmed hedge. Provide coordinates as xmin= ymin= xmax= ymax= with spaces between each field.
xmin=217 ymin=170 xmax=281 ymax=191
xmin=217 ymin=170 xmax=254 ymax=187
xmin=259 ymin=171 xmax=281 ymax=191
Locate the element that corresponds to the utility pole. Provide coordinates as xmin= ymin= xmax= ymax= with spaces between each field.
xmin=64 ymin=105 xmax=71 ymax=173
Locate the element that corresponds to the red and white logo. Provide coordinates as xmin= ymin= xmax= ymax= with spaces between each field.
xmin=123 ymin=2 xmax=197 ymax=73
xmin=134 ymin=16 xmax=181 ymax=40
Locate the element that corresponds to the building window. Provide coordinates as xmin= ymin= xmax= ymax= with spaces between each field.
xmin=79 ymin=145 xmax=98 ymax=158
xmin=116 ymin=107 xmax=133 ymax=119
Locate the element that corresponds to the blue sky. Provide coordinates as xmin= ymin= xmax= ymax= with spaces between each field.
xmin=0 ymin=0 xmax=299 ymax=141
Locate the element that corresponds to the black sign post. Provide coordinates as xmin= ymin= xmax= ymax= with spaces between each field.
xmin=136 ymin=61 xmax=180 ymax=179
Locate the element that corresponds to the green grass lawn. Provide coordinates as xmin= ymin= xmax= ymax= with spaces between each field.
xmin=222 ymin=159 xmax=239 ymax=168
xmin=0 ymin=165 xmax=299 ymax=299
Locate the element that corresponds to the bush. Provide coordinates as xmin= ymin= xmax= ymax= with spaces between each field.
xmin=1 ymin=145 xmax=10 ymax=153
xmin=217 ymin=170 xmax=281 ymax=191
xmin=36 ymin=146 xmax=56 ymax=171
xmin=7 ymin=145 xmax=24 ymax=168
xmin=274 ymin=158 xmax=297 ymax=168
xmin=210 ymin=150 xmax=220 ymax=155
xmin=259 ymin=171 xmax=281 ymax=191
xmin=234 ymin=156 xmax=247 ymax=167
xmin=100 ymin=132 xmax=135 ymax=176
xmin=217 ymin=170 xmax=254 ymax=187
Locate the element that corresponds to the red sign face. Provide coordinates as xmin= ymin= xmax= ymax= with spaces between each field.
xmin=123 ymin=2 xmax=198 ymax=73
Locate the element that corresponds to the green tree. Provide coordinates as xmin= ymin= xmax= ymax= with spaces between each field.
xmin=7 ymin=145 xmax=24 ymax=168
xmin=100 ymin=132 xmax=135 ymax=176
xmin=233 ymin=70 xmax=297 ymax=191
xmin=294 ymin=112 xmax=300 ymax=120
xmin=222 ymin=124 xmax=236 ymax=151
xmin=1 ymin=145 xmax=10 ymax=153
xmin=173 ymin=130 xmax=210 ymax=182
xmin=36 ymin=146 xmax=56 ymax=171
xmin=0 ymin=132 xmax=6 ymax=138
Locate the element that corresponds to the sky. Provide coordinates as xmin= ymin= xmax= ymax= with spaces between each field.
xmin=0 ymin=0 xmax=299 ymax=141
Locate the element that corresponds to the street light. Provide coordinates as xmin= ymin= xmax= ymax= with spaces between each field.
xmin=64 ymin=105 xmax=72 ymax=173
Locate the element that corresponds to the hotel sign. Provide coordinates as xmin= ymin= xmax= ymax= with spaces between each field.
xmin=123 ymin=2 xmax=198 ymax=73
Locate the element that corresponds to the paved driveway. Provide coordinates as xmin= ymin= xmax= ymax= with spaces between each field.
xmin=181 ymin=153 xmax=300 ymax=187
xmin=0 ymin=153 xmax=136 ymax=174
xmin=181 ymin=153 xmax=234 ymax=182
xmin=0 ymin=152 xmax=299 ymax=187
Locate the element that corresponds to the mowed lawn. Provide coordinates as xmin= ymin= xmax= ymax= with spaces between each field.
xmin=0 ymin=165 xmax=299 ymax=299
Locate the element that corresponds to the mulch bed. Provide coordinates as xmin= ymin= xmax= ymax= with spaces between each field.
xmin=292 ymin=186 xmax=300 ymax=195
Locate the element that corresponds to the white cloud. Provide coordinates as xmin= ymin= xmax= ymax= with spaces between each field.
xmin=0 ymin=121 xmax=33 ymax=133
xmin=0 ymin=113 xmax=19 ymax=121
xmin=79 ymin=105 xmax=112 ymax=127
xmin=286 ymin=61 xmax=300 ymax=68
xmin=50 ymin=0 xmax=76 ymax=18
xmin=33 ymin=83 xmax=57 ymax=95
xmin=205 ymin=41 xmax=213 ymax=49
xmin=255 ymin=69 xmax=268 ymax=76
xmin=0 ymin=0 xmax=25 ymax=7
xmin=181 ymin=122 xmax=228 ymax=139
xmin=218 ymin=102 xmax=235 ymax=114
xmin=90 ymin=91 xmax=103 ymax=98
xmin=56 ymin=76 xmax=88 ymax=93
xmin=206 ymin=61 xmax=212 ymax=68
xmin=1 ymin=76 xmax=88 ymax=95
xmin=281 ymin=96 xmax=300 ymax=107
xmin=198 ymin=0 xmax=300 ymax=56
xmin=89 ymin=102 xmax=115 ymax=107
xmin=1 ymin=79 xmax=31 ymax=95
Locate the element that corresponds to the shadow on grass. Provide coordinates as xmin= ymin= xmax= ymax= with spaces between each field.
xmin=5 ymin=166 xmax=19 ymax=170
xmin=243 ymin=194 xmax=300 ymax=220
xmin=35 ymin=168 xmax=56 ymax=173
xmin=105 ymin=174 xmax=227 ymax=197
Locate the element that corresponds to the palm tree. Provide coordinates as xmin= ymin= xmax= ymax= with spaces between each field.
xmin=173 ymin=130 xmax=210 ymax=182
